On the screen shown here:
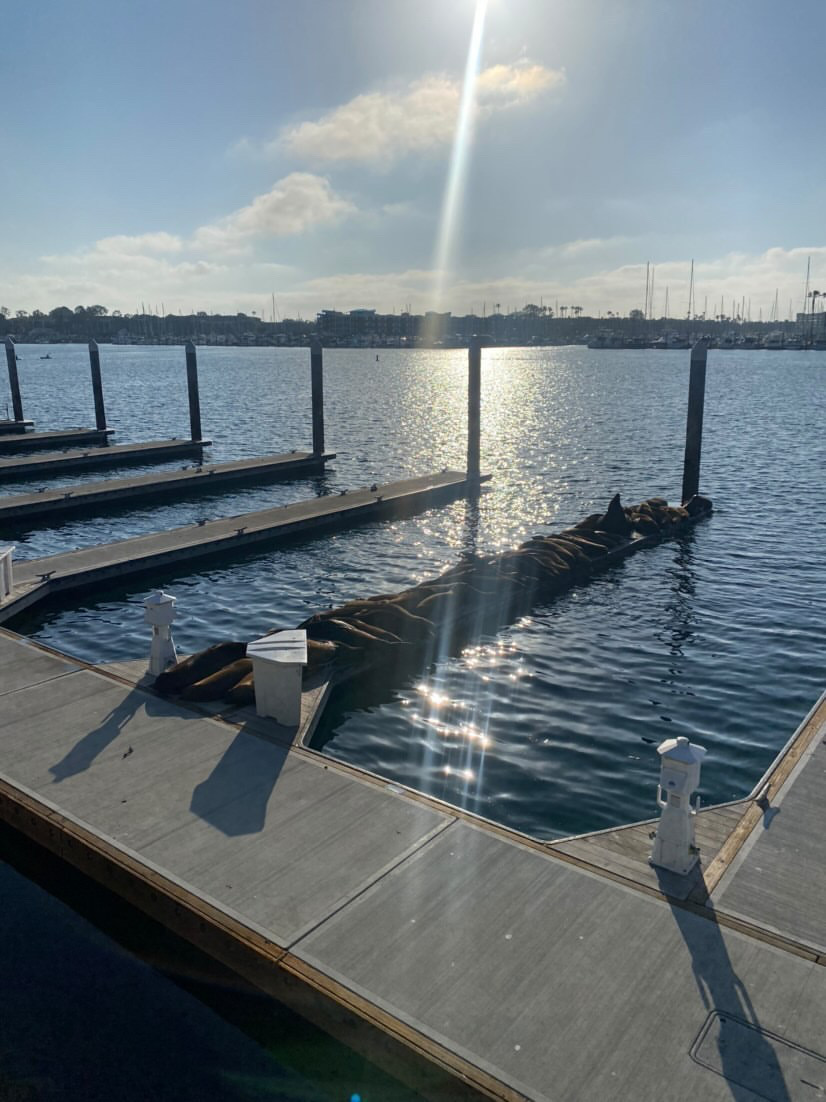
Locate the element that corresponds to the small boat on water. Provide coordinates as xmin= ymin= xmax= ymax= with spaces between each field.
xmin=586 ymin=329 xmax=624 ymax=349
xmin=39 ymin=353 xmax=52 ymax=360
xmin=653 ymin=331 xmax=690 ymax=350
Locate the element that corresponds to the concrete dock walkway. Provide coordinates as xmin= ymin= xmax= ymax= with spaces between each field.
xmin=0 ymin=450 xmax=336 ymax=526
xmin=0 ymin=419 xmax=34 ymax=435
xmin=0 ymin=470 xmax=483 ymax=625
xmin=0 ymin=626 xmax=823 ymax=1101
xmin=0 ymin=438 xmax=211 ymax=481
xmin=0 ymin=427 xmax=115 ymax=453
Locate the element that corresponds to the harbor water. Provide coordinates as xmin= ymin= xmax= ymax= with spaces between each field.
xmin=1 ymin=342 xmax=823 ymax=1097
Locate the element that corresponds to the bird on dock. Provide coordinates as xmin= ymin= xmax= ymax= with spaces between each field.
xmin=370 ymin=483 xmax=378 ymax=492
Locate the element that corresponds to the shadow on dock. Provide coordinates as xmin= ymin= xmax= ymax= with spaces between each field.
xmin=49 ymin=686 xmax=203 ymax=783
xmin=657 ymin=870 xmax=792 ymax=1102
xmin=190 ymin=721 xmax=290 ymax=837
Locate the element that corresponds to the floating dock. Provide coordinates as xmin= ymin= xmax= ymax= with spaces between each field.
xmin=0 ymin=437 xmax=212 ymax=482
xmin=0 ymin=628 xmax=823 ymax=1101
xmin=0 ymin=470 xmax=485 ymax=623
xmin=0 ymin=450 xmax=336 ymax=526
xmin=0 ymin=419 xmax=34 ymax=435
xmin=0 ymin=427 xmax=115 ymax=453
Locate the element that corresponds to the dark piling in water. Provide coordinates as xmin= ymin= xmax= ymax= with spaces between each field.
xmin=184 ymin=340 xmax=203 ymax=443
xmin=88 ymin=340 xmax=108 ymax=434
xmin=4 ymin=337 xmax=24 ymax=424
xmin=682 ymin=339 xmax=707 ymax=504
xmin=467 ymin=337 xmax=481 ymax=482
xmin=310 ymin=340 xmax=325 ymax=455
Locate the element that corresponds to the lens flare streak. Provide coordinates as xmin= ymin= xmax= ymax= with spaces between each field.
xmin=429 ymin=0 xmax=488 ymax=313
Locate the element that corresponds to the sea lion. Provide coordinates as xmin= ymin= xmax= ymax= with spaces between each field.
xmin=306 ymin=617 xmax=394 ymax=649
xmin=180 ymin=657 xmax=253 ymax=701
xmin=543 ymin=538 xmax=588 ymax=566
xmin=306 ymin=638 xmax=339 ymax=670
xmin=154 ymin=641 xmax=248 ymax=696
xmin=633 ymin=516 xmax=660 ymax=535
xmin=595 ymin=493 xmax=632 ymax=537
xmin=226 ymin=671 xmax=255 ymax=707
xmin=356 ymin=601 xmax=436 ymax=640
xmin=573 ymin=513 xmax=603 ymax=531
xmin=558 ymin=533 xmax=615 ymax=557
xmin=348 ymin=617 xmax=402 ymax=643
xmin=684 ymin=493 xmax=712 ymax=517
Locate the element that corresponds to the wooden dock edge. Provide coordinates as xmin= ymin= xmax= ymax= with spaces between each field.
xmin=691 ymin=689 xmax=826 ymax=900
xmin=0 ymin=775 xmax=524 ymax=1102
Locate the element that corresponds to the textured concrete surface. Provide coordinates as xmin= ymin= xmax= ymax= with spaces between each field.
xmin=713 ymin=712 xmax=826 ymax=955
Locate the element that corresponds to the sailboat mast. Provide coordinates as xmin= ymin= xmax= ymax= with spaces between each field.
xmin=649 ymin=267 xmax=656 ymax=319
xmin=644 ymin=262 xmax=650 ymax=320
xmin=687 ymin=259 xmax=694 ymax=320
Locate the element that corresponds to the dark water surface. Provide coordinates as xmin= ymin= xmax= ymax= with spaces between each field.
xmin=1 ymin=342 xmax=823 ymax=1097
xmin=0 ymin=826 xmax=423 ymax=1101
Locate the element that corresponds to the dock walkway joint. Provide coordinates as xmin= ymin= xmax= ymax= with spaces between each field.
xmin=0 ymin=629 xmax=824 ymax=1102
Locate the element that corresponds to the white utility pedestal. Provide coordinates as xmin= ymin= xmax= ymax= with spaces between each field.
xmin=144 ymin=591 xmax=177 ymax=677
xmin=247 ymin=629 xmax=307 ymax=726
xmin=650 ymin=735 xmax=707 ymax=875
xmin=0 ymin=545 xmax=15 ymax=598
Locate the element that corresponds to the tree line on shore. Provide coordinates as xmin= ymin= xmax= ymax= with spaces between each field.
xmin=0 ymin=302 xmax=811 ymax=348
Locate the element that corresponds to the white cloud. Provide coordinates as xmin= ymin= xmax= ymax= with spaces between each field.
xmin=191 ymin=173 xmax=354 ymax=251
xmin=476 ymin=63 xmax=561 ymax=106
xmin=275 ymin=62 xmax=564 ymax=166
xmin=559 ymin=236 xmax=633 ymax=257
xmin=257 ymin=246 xmax=826 ymax=320
xmin=94 ymin=232 xmax=184 ymax=255
xmin=6 ymin=175 xmax=353 ymax=312
xmin=4 ymin=244 xmax=823 ymax=321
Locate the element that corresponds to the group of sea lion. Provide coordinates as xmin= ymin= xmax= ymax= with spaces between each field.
xmin=153 ymin=492 xmax=712 ymax=707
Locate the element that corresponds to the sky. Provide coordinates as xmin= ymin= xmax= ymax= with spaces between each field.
xmin=2 ymin=0 xmax=825 ymax=321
